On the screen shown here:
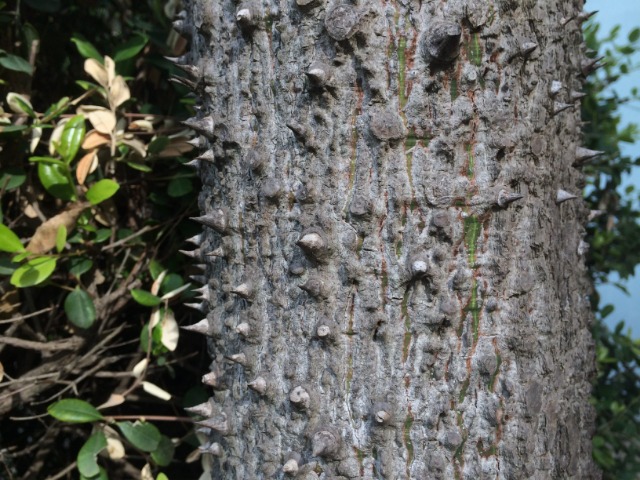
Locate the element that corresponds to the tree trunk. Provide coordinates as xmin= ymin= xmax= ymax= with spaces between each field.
xmin=179 ymin=0 xmax=599 ymax=478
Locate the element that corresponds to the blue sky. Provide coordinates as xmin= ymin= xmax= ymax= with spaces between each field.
xmin=588 ymin=0 xmax=640 ymax=335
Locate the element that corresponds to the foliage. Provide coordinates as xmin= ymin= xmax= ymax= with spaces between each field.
xmin=0 ymin=1 xmax=209 ymax=478
xmin=583 ymin=21 xmax=640 ymax=479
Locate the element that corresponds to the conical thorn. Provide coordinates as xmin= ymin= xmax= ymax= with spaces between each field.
xmin=182 ymin=319 xmax=211 ymax=336
xmin=556 ymin=189 xmax=578 ymax=204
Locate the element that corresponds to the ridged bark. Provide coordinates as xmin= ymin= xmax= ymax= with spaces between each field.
xmin=181 ymin=0 xmax=599 ymax=478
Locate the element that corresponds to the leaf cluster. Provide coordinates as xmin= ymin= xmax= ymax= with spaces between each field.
xmin=0 ymin=2 xmax=209 ymax=479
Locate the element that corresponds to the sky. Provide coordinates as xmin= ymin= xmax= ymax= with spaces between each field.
xmin=587 ymin=0 xmax=640 ymax=335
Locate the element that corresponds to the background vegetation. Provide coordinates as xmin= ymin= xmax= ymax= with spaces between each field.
xmin=0 ymin=2 xmax=638 ymax=479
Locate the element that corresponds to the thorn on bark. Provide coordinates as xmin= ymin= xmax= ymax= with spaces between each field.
xmin=185 ymin=234 xmax=203 ymax=246
xmin=578 ymin=240 xmax=589 ymax=256
xmin=235 ymin=322 xmax=250 ymax=337
xmin=231 ymin=282 xmax=253 ymax=299
xmin=553 ymin=101 xmax=574 ymax=116
xmin=182 ymin=318 xmax=211 ymax=336
xmin=556 ymin=189 xmax=578 ymax=204
xmin=289 ymin=386 xmax=311 ymax=409
xmin=199 ymin=442 xmax=222 ymax=456
xmin=497 ymin=189 xmax=523 ymax=207
xmin=422 ymin=21 xmax=462 ymax=65
xmin=196 ymin=413 xmax=229 ymax=435
xmin=196 ymin=150 xmax=215 ymax=163
xmin=297 ymin=231 xmax=327 ymax=259
xmin=185 ymin=400 xmax=214 ymax=417
xmin=282 ymin=458 xmax=299 ymax=475
xmin=324 ymin=4 xmax=362 ymax=41
xmin=202 ymin=371 xmax=222 ymax=387
xmin=408 ymin=253 xmax=429 ymax=279
xmin=520 ymin=41 xmax=538 ymax=57
xmin=205 ymin=246 xmax=226 ymax=258
xmin=248 ymin=376 xmax=267 ymax=394
xmin=185 ymin=302 xmax=208 ymax=313
xmin=168 ymin=75 xmax=198 ymax=91
xmin=187 ymin=136 xmax=206 ymax=149
xmin=570 ymin=90 xmax=587 ymax=101
xmin=575 ymin=147 xmax=604 ymax=164
xmin=371 ymin=402 xmax=394 ymax=426
xmin=581 ymin=56 xmax=605 ymax=75
xmin=226 ymin=352 xmax=247 ymax=365
xmin=182 ymin=116 xmax=215 ymax=138
xmin=306 ymin=61 xmax=332 ymax=87
xmin=189 ymin=275 xmax=207 ymax=285
xmin=311 ymin=427 xmax=341 ymax=458
xmin=191 ymin=209 xmax=228 ymax=233
xmin=179 ymin=249 xmax=202 ymax=259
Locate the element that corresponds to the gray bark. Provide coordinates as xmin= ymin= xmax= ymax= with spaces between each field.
xmin=180 ymin=0 xmax=599 ymax=478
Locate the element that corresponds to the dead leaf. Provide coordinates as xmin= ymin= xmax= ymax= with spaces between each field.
xmin=76 ymin=150 xmax=98 ymax=185
xmin=106 ymin=438 xmax=125 ymax=460
xmin=121 ymin=136 xmax=147 ymax=157
xmin=160 ymin=310 xmax=179 ymax=351
xmin=110 ymin=75 xmax=130 ymax=109
xmin=129 ymin=120 xmax=154 ymax=132
xmin=0 ymin=361 xmax=4 ymax=382
xmin=87 ymin=109 xmax=116 ymax=135
xmin=142 ymin=381 xmax=171 ymax=401
xmin=26 ymin=202 xmax=89 ymax=254
xmin=97 ymin=393 xmax=126 ymax=409
xmin=82 ymin=130 xmax=110 ymax=149
xmin=150 ymin=271 xmax=167 ymax=296
xmin=30 ymin=127 xmax=42 ymax=153
xmin=140 ymin=464 xmax=153 ymax=480
xmin=48 ymin=118 xmax=69 ymax=155
xmin=132 ymin=358 xmax=149 ymax=378
xmin=158 ymin=140 xmax=195 ymax=158
xmin=84 ymin=58 xmax=108 ymax=88
xmin=6 ymin=92 xmax=33 ymax=115
xmin=105 ymin=56 xmax=116 ymax=87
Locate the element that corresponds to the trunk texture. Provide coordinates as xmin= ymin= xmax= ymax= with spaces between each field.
xmin=181 ymin=0 xmax=599 ymax=478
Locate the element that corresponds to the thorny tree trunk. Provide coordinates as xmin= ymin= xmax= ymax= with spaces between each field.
xmin=177 ymin=0 xmax=599 ymax=478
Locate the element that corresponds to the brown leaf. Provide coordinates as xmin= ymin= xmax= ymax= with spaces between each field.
xmin=26 ymin=202 xmax=89 ymax=254
xmin=87 ymin=109 xmax=116 ymax=135
xmin=158 ymin=140 xmax=195 ymax=158
xmin=97 ymin=393 xmax=126 ymax=410
xmin=82 ymin=130 xmax=110 ymax=150
xmin=84 ymin=58 xmax=108 ymax=88
xmin=110 ymin=75 xmax=130 ymax=109
xmin=76 ymin=150 xmax=98 ymax=185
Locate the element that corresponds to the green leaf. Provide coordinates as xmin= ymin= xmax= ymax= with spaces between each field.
xmin=0 ymin=167 xmax=27 ymax=190
xmin=47 ymin=399 xmax=104 ymax=423
xmin=630 ymin=28 xmax=640 ymax=43
xmin=80 ymin=466 xmax=108 ymax=480
xmin=71 ymin=35 xmax=103 ymax=62
xmin=0 ymin=125 xmax=29 ymax=134
xmin=10 ymin=256 xmax=57 ymax=287
xmin=69 ymin=257 xmax=93 ymax=277
xmin=167 ymin=178 xmax=193 ymax=198
xmin=116 ymin=421 xmax=161 ymax=452
xmin=57 ymin=115 xmax=85 ymax=164
xmin=151 ymin=435 xmax=175 ymax=467
xmin=0 ymin=257 xmax=17 ymax=276
xmin=149 ymin=260 xmax=164 ymax=280
xmin=94 ymin=229 xmax=112 ymax=243
xmin=42 ymin=96 xmax=70 ymax=122
xmin=55 ymin=225 xmax=67 ymax=253
xmin=124 ymin=161 xmax=152 ymax=172
xmin=156 ymin=474 xmax=169 ymax=480
xmin=77 ymin=431 xmax=107 ymax=478
xmin=0 ymin=53 xmax=33 ymax=75
xmin=86 ymin=179 xmax=119 ymax=205
xmin=0 ymin=224 xmax=25 ymax=253
xmin=6 ymin=92 xmax=35 ymax=116
xmin=131 ymin=289 xmax=162 ymax=307
xmin=37 ymin=163 xmax=75 ymax=201
xmin=147 ymin=137 xmax=170 ymax=155
xmin=160 ymin=274 xmax=183 ymax=296
xmin=64 ymin=288 xmax=96 ymax=329
xmin=113 ymin=34 xmax=148 ymax=62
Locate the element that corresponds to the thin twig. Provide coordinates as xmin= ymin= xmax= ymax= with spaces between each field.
xmin=0 ymin=307 xmax=54 ymax=324
xmin=0 ymin=335 xmax=83 ymax=351
xmin=101 ymin=224 xmax=157 ymax=251
xmin=43 ymin=461 xmax=76 ymax=480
